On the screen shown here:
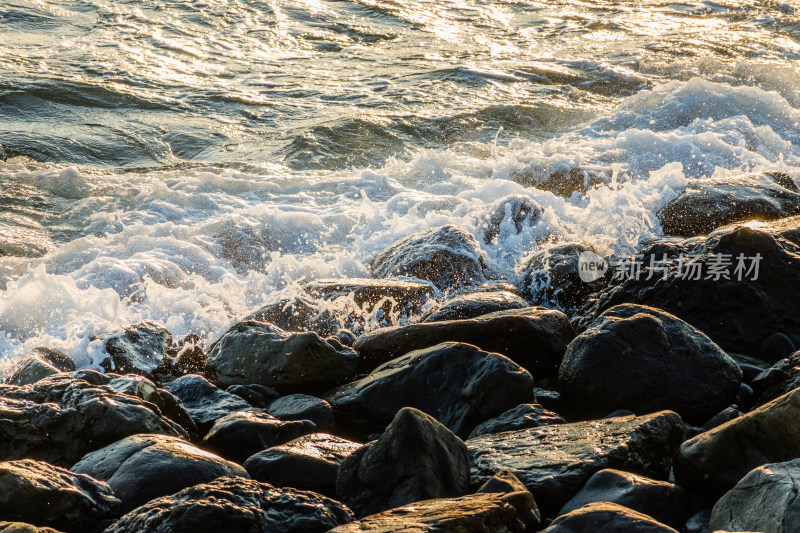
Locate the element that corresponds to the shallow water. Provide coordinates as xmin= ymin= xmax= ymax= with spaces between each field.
xmin=0 ymin=0 xmax=798 ymax=369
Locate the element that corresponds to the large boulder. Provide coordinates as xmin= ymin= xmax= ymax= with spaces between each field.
xmin=675 ymin=386 xmax=800 ymax=497
xmin=420 ymin=291 xmax=528 ymax=323
xmin=559 ymin=304 xmax=742 ymax=424
xmin=99 ymin=321 xmax=172 ymax=375
xmin=163 ymin=374 xmax=251 ymax=434
xmin=336 ymin=408 xmax=470 ymax=517
xmin=102 ymin=477 xmax=354 ymax=533
xmin=558 ymin=469 xmax=689 ymax=528
xmin=71 ymin=434 xmax=247 ymax=512
xmin=0 ymin=524 xmax=63 ymax=533
xmin=353 ymin=307 xmax=574 ymax=376
xmin=468 ymin=403 xmax=565 ymax=439
xmin=709 ymin=458 xmax=800 ymax=533
xmin=468 ymin=411 xmax=684 ymax=517
xmin=575 ymin=220 xmax=800 ymax=357
xmin=659 ymin=172 xmax=800 ymax=237
xmin=0 ymin=459 xmax=120 ymax=533
xmin=202 ymin=410 xmax=316 ymax=463
xmin=244 ymin=433 xmax=361 ymax=497
xmin=0 ymin=374 xmax=186 ymax=467
xmin=204 ymin=321 xmax=358 ymax=392
xmin=370 ymin=225 xmax=487 ymax=291
xmin=326 ymin=342 xmax=534 ymax=439
xmin=4 ymin=348 xmax=75 ymax=386
xmin=542 ymin=502 xmax=679 ymax=533
xmin=266 ymin=393 xmax=335 ymax=432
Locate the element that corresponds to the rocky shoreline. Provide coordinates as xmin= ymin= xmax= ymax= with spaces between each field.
xmin=2 ymin=171 xmax=800 ymax=532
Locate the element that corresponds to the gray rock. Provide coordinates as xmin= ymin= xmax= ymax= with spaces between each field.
xmin=267 ymin=394 xmax=335 ymax=432
xmin=702 ymin=405 xmax=742 ymax=431
xmin=420 ymin=291 xmax=528 ymax=322
xmin=202 ymin=410 xmax=316 ymax=463
xmin=337 ymin=408 xmax=470 ymax=517
xmin=542 ymin=502 xmax=679 ymax=533
xmin=108 ymin=374 xmax=199 ymax=438
xmin=559 ymin=304 xmax=742 ymax=424
xmin=0 ymin=459 xmax=120 ymax=533
xmin=204 ymin=321 xmax=359 ymax=393
xmin=558 ymin=469 xmax=688 ymax=528
xmin=4 ymin=348 xmax=75 ymax=386
xmin=482 ymin=195 xmax=544 ymax=244
xmin=468 ymin=410 xmax=684 ymax=517
xmin=659 ymin=172 xmax=800 ymax=237
xmin=371 ymin=225 xmax=487 ymax=291
xmin=353 ymin=306 xmax=574 ymax=377
xmin=225 ymin=384 xmax=279 ymax=408
xmin=71 ymin=434 xmax=247 ymax=512
xmin=102 ymin=476 xmax=354 ymax=533
xmin=468 ymin=403 xmax=565 ymax=439
xmin=477 ymin=470 xmax=542 ymax=530
xmin=685 ymin=510 xmax=711 ymax=533
xmin=244 ymin=433 xmax=361 ymax=497
xmin=99 ymin=321 xmax=172 ymax=375
xmin=675 ymin=386 xmax=800 ymax=498
xmin=326 ymin=342 xmax=534 ymax=439
xmin=709 ymin=458 xmax=800 ymax=533
xmin=163 ymin=374 xmax=251 ymax=433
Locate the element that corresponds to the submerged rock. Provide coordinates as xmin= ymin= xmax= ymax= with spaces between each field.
xmin=204 ymin=320 xmax=358 ymax=393
xmin=103 ymin=477 xmax=354 ymax=533
xmin=468 ymin=403 xmax=565 ymax=439
xmin=420 ymin=291 xmax=528 ymax=322
xmin=559 ymin=304 xmax=742 ymax=424
xmin=370 ymin=225 xmax=487 ymax=291
xmin=482 ymin=195 xmax=544 ymax=244
xmin=542 ymin=502 xmax=679 ymax=533
xmin=326 ymin=342 xmax=534 ymax=439
xmin=467 ymin=411 xmax=684 ymax=517
xmin=163 ymin=374 xmax=251 ymax=434
xmin=99 ymin=321 xmax=172 ymax=376
xmin=4 ymin=348 xmax=75 ymax=386
xmin=71 ymin=434 xmax=247 ymax=512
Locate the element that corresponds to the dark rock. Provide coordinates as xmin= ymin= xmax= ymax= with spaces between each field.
xmin=482 ymin=195 xmax=544 ymax=244
xmin=420 ymin=291 xmax=528 ymax=322
xmin=4 ymin=348 xmax=75 ymax=386
xmin=244 ymin=294 xmax=332 ymax=334
xmin=305 ymin=278 xmax=436 ymax=321
xmin=0 ymin=459 xmax=120 ymax=533
xmin=244 ymin=433 xmax=360 ymax=497
xmin=267 ymin=394 xmax=335 ymax=432
xmin=468 ymin=411 xmax=684 ymax=517
xmin=575 ymin=221 xmax=800 ymax=357
xmin=202 ymin=410 xmax=316 ymax=464
xmin=736 ymin=382 xmax=755 ymax=411
xmin=513 ymin=165 xmax=605 ymax=198
xmin=0 ymin=523 xmax=63 ymax=533
xmin=353 ymin=306 xmax=574 ymax=376
xmin=99 ymin=321 xmax=172 ymax=375
xmin=226 ymin=384 xmax=279 ymax=408
xmin=685 ymin=510 xmax=711 ymax=533
xmin=675 ymin=386 xmax=800 ymax=498
xmin=752 ymin=351 xmax=800 ymax=404
xmin=102 ymin=476 xmax=354 ymax=533
xmin=702 ymin=405 xmax=741 ymax=431
xmin=326 ymin=342 xmax=534 ymax=439
xmin=542 ymin=502 xmax=679 ymax=533
xmin=0 ymin=374 xmax=186 ymax=467
xmin=204 ymin=321 xmax=359 ymax=393
xmin=370 ymin=225 xmax=486 ymax=291
xmin=329 ymin=491 xmax=534 ymax=533
xmin=163 ymin=374 xmax=251 ymax=434
xmin=107 ymin=374 xmax=199 ymax=438
xmin=477 ymin=470 xmax=541 ymax=530
xmin=337 ymin=408 xmax=470 ymax=517
xmin=468 ymin=403 xmax=565 ymax=439
xmin=534 ymin=388 xmax=563 ymax=413
xmin=658 ymin=172 xmax=800 ymax=238
xmin=709 ymin=458 xmax=800 ymax=533
xmin=759 ymin=332 xmax=797 ymax=364
xmin=335 ymin=329 xmax=357 ymax=347
xmin=71 ymin=434 xmax=247 ymax=512
xmin=166 ymin=333 xmax=207 ymax=376
xmin=558 ymin=469 xmax=688 ymax=528
xmin=559 ymin=304 xmax=742 ymax=424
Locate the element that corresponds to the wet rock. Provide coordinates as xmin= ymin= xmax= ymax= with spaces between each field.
xmin=559 ymin=304 xmax=742 ymax=424
xmin=0 ymin=523 xmax=63 ymax=533
xmin=335 ymin=329 xmax=357 ymax=347
xmin=204 ymin=320 xmax=359 ymax=393
xmin=702 ymin=405 xmax=741 ymax=431
xmin=468 ymin=403 xmax=565 ymax=439
xmin=163 ymin=374 xmax=251 ymax=434
xmin=4 ymin=348 xmax=75 ymax=386
xmin=202 ymin=410 xmax=316 ymax=464
xmin=166 ymin=333 xmax=207 ymax=376
xmin=102 ymin=476 xmax=354 ymax=533
xmin=226 ymin=383 xmax=279 ymax=408
xmin=0 ymin=459 xmax=120 ymax=533
xmin=685 ymin=510 xmax=711 ymax=533
xmin=353 ymin=306 xmax=574 ymax=376
xmin=752 ymin=351 xmax=800 ymax=405
xmin=370 ymin=225 xmax=487 ymax=291
xmin=709 ymin=458 xmax=800 ymax=533
xmin=305 ymin=277 xmax=436 ymax=319
xmin=558 ymin=469 xmax=688 ymax=528
xmin=267 ymin=394 xmax=335 ymax=432
xmin=513 ymin=165 xmax=605 ymax=198
xmin=477 ymin=470 xmax=542 ymax=530
xmin=482 ymin=195 xmax=544 ymax=244
xmin=107 ymin=374 xmax=199 ymax=438
xmin=659 ymin=172 xmax=800 ymax=238
xmin=244 ymin=433 xmax=361 ymax=497
xmin=468 ymin=410 xmax=684 ymax=517
xmin=71 ymin=434 xmax=247 ymax=513
xmin=0 ymin=374 xmax=186 ymax=467
xmin=542 ymin=502 xmax=679 ymax=533
xmin=244 ymin=295 xmax=332 ymax=334
xmin=420 ymin=291 xmax=528 ymax=322
xmin=675 ymin=386 xmax=800 ymax=498
xmin=575 ymin=222 xmax=800 ymax=356
xmin=99 ymin=321 xmax=172 ymax=375
xmin=326 ymin=342 xmax=534 ymax=439
xmin=337 ymin=408 xmax=470 ymax=517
